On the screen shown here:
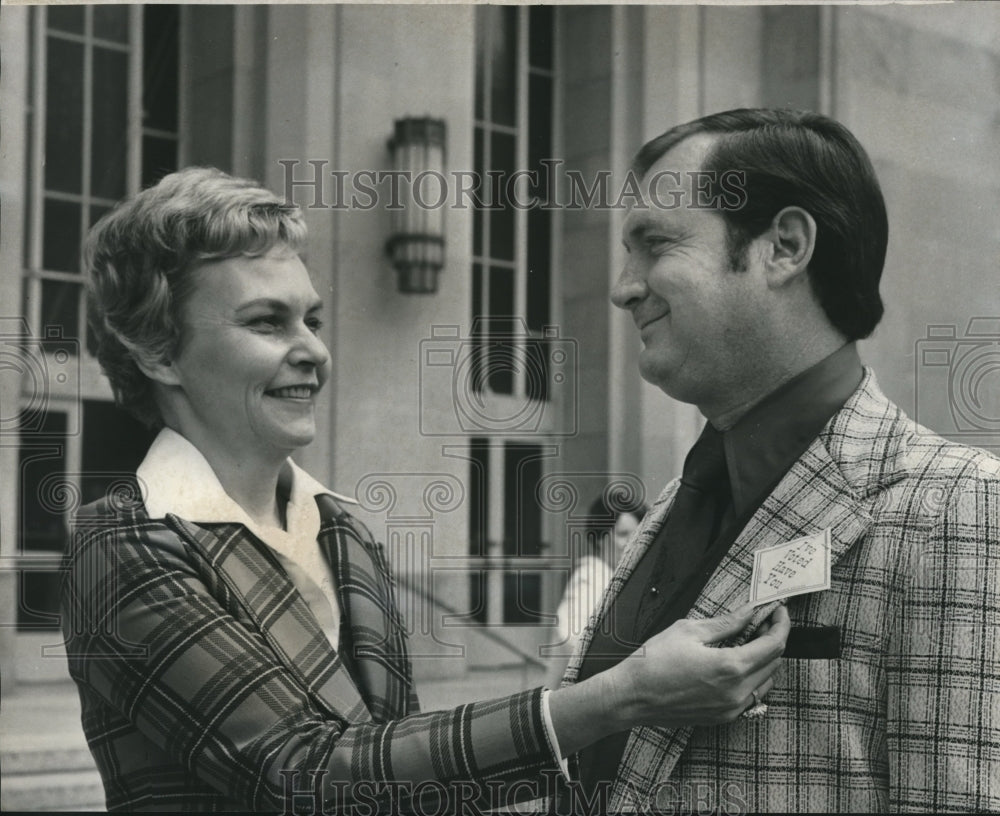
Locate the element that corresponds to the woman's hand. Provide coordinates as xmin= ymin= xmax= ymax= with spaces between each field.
xmin=547 ymin=603 xmax=790 ymax=756
xmin=601 ymin=603 xmax=790 ymax=731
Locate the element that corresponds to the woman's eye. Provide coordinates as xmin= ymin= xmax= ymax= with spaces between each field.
xmin=248 ymin=315 xmax=282 ymax=331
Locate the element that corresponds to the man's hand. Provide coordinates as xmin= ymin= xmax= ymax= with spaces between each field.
xmin=547 ymin=604 xmax=790 ymax=756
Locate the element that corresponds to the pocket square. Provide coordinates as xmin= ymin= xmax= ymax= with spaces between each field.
xmin=783 ymin=625 xmax=841 ymax=659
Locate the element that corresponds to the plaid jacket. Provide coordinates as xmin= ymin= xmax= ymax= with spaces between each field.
xmin=62 ymin=493 xmax=559 ymax=812
xmin=563 ymin=370 xmax=1000 ymax=813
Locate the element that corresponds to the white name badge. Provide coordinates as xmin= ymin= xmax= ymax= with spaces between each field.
xmin=749 ymin=528 xmax=832 ymax=606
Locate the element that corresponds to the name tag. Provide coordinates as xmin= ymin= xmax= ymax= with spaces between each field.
xmin=749 ymin=529 xmax=832 ymax=606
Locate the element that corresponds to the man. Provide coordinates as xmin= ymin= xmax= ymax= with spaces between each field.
xmin=564 ymin=109 xmax=1000 ymax=813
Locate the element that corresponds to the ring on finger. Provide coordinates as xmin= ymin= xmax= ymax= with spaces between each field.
xmin=741 ymin=688 xmax=768 ymax=720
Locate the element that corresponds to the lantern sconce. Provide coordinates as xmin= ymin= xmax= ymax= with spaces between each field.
xmin=386 ymin=117 xmax=447 ymax=294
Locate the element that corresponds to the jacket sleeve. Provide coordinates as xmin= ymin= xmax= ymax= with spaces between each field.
xmin=886 ymin=461 xmax=1000 ymax=813
xmin=61 ymin=514 xmax=563 ymax=813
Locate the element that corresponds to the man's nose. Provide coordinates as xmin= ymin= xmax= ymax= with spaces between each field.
xmin=611 ymin=258 xmax=646 ymax=311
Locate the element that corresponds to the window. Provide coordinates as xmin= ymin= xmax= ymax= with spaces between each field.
xmin=466 ymin=440 xmax=556 ymax=625
xmin=16 ymin=5 xmax=179 ymax=631
xmin=24 ymin=6 xmax=180 ymax=353
xmin=17 ymin=403 xmax=155 ymax=630
xmin=468 ymin=7 xmax=560 ymax=629
xmin=472 ymin=5 xmax=556 ymax=401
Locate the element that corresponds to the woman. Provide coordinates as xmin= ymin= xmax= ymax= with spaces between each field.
xmin=62 ymin=167 xmax=789 ymax=812
xmin=548 ymin=490 xmax=648 ymax=690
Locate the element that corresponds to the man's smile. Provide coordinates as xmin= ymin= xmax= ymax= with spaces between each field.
xmin=638 ymin=311 xmax=670 ymax=335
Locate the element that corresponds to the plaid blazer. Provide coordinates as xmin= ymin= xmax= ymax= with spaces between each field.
xmin=62 ymin=492 xmax=559 ymax=812
xmin=563 ymin=370 xmax=1000 ymax=813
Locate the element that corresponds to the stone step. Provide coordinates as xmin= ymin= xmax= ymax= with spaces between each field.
xmin=3 ymin=739 xmax=96 ymax=775
xmin=0 ymin=768 xmax=106 ymax=812
xmin=1 ymin=681 xmax=105 ymax=811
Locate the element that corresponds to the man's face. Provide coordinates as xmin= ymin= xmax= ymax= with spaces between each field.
xmin=612 ymin=134 xmax=769 ymax=415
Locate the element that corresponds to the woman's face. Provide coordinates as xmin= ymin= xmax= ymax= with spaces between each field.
xmin=613 ymin=511 xmax=641 ymax=558
xmin=165 ymin=245 xmax=329 ymax=462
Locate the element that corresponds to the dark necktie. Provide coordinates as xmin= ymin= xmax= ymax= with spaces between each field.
xmin=632 ymin=423 xmax=729 ymax=641
xmin=574 ymin=424 xmax=730 ymax=796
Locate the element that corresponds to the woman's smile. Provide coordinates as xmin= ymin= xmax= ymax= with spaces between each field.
xmin=265 ymin=384 xmax=318 ymax=400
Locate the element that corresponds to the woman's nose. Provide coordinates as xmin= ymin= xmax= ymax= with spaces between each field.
xmin=289 ymin=324 xmax=330 ymax=370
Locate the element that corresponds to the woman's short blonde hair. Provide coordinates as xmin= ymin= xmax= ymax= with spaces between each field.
xmin=85 ymin=167 xmax=307 ymax=426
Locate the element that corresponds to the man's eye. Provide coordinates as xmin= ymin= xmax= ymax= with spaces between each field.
xmin=306 ymin=317 xmax=324 ymax=333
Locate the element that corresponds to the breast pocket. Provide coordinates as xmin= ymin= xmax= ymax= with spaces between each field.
xmin=783 ymin=624 xmax=841 ymax=659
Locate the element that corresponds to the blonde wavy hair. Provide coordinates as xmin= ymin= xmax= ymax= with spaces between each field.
xmin=85 ymin=167 xmax=307 ymax=426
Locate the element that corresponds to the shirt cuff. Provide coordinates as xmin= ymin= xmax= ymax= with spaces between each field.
xmin=540 ymin=688 xmax=570 ymax=779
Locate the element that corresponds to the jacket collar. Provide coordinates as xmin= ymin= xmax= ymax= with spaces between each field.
xmin=137 ymin=427 xmax=356 ymax=534
xmin=137 ymin=430 xmax=389 ymax=724
xmin=722 ymin=342 xmax=864 ymax=517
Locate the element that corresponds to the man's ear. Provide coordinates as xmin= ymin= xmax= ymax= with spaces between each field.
xmin=761 ymin=206 xmax=817 ymax=288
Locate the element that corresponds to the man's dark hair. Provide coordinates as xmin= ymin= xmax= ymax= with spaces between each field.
xmin=633 ymin=108 xmax=888 ymax=340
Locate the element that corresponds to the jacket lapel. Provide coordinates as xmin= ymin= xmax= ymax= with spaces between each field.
xmin=690 ymin=434 xmax=875 ymax=628
xmin=682 ymin=368 xmax=895 ymax=636
xmin=317 ymin=498 xmax=414 ymax=723
xmin=164 ymin=514 xmax=372 ymax=724
xmin=609 ymin=373 xmax=895 ymax=808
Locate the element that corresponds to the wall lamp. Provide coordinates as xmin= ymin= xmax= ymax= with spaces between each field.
xmin=386 ymin=117 xmax=447 ymax=294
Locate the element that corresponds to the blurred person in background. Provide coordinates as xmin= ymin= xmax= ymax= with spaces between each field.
xmin=547 ymin=488 xmax=648 ymax=690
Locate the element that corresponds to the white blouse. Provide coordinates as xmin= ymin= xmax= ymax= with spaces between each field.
xmin=137 ymin=427 xmax=356 ymax=651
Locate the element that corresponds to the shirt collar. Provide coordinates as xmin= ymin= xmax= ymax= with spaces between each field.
xmin=136 ymin=427 xmax=356 ymax=530
xmin=722 ymin=342 xmax=864 ymax=517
